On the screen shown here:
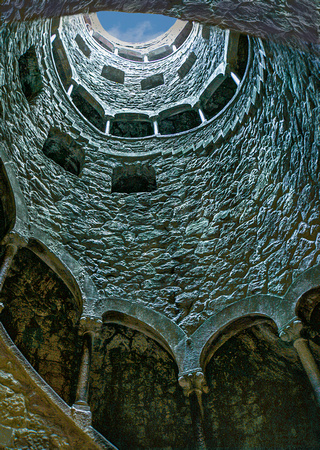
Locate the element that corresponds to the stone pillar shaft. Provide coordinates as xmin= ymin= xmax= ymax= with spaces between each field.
xmin=75 ymin=333 xmax=92 ymax=406
xmin=105 ymin=120 xmax=110 ymax=135
xmin=190 ymin=392 xmax=207 ymax=450
xmin=179 ymin=371 xmax=208 ymax=449
xmin=281 ymin=319 xmax=320 ymax=408
xmin=67 ymin=84 xmax=73 ymax=96
xmin=0 ymin=244 xmax=17 ymax=293
xmin=153 ymin=120 xmax=159 ymax=135
xmin=72 ymin=316 xmax=101 ymax=428
xmin=294 ymin=338 xmax=320 ymax=405
xmin=198 ymin=108 xmax=206 ymax=123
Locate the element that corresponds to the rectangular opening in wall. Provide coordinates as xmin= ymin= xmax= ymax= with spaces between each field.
xmin=101 ymin=65 xmax=125 ymax=84
xmin=147 ymin=45 xmax=172 ymax=61
xmin=52 ymin=38 xmax=72 ymax=89
xmin=75 ymin=34 xmax=91 ymax=57
xmin=71 ymin=86 xmax=106 ymax=131
xmin=110 ymin=120 xmax=153 ymax=138
xmin=178 ymin=52 xmax=197 ymax=79
xmin=112 ymin=164 xmax=157 ymax=193
xmin=18 ymin=45 xmax=43 ymax=103
xmin=42 ymin=128 xmax=85 ymax=176
xmin=141 ymin=73 xmax=164 ymax=90
xmin=158 ymin=109 xmax=201 ymax=134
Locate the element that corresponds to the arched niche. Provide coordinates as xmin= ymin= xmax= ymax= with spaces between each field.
xmin=0 ymin=246 xmax=82 ymax=405
xmin=296 ymin=286 xmax=320 ymax=330
xmin=295 ymin=287 xmax=320 ymax=368
xmin=200 ymin=314 xmax=278 ymax=370
xmin=102 ymin=310 xmax=175 ymax=358
xmin=27 ymin=238 xmax=83 ymax=311
xmin=89 ymin=319 xmax=193 ymax=449
xmin=201 ymin=316 xmax=320 ymax=449
xmin=0 ymin=158 xmax=15 ymax=241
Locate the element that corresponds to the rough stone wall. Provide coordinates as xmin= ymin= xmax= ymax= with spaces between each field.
xmin=0 ymin=368 xmax=74 ymax=450
xmin=204 ymin=324 xmax=320 ymax=448
xmin=1 ymin=0 xmax=319 ymax=47
xmin=0 ymin=326 xmax=105 ymax=449
xmin=1 ymin=11 xmax=320 ymax=450
xmin=0 ymin=20 xmax=320 ymax=334
xmin=90 ymin=324 xmax=193 ymax=449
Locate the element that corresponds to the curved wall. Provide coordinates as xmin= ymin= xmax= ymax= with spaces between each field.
xmin=0 ymin=19 xmax=319 ymax=334
xmin=59 ymin=16 xmax=224 ymax=112
xmin=0 ymin=12 xmax=320 ymax=449
xmin=1 ymin=0 xmax=318 ymax=46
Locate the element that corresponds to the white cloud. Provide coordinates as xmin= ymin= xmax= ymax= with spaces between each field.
xmin=107 ymin=20 xmax=165 ymax=43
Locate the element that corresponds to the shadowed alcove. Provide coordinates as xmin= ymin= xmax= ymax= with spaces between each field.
xmin=202 ymin=321 xmax=320 ymax=448
xmin=42 ymin=127 xmax=85 ymax=176
xmin=89 ymin=322 xmax=193 ymax=449
xmin=18 ymin=45 xmax=43 ymax=103
xmin=0 ymin=247 xmax=82 ymax=405
xmin=112 ymin=164 xmax=157 ymax=193
xmin=0 ymin=159 xmax=15 ymax=241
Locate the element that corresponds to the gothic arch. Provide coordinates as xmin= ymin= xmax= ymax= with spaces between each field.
xmin=0 ymin=321 xmax=116 ymax=449
xmin=285 ymin=263 xmax=320 ymax=308
xmin=0 ymin=159 xmax=15 ymax=241
xmin=89 ymin=319 xmax=193 ymax=450
xmin=184 ymin=294 xmax=286 ymax=373
xmin=27 ymin=235 xmax=83 ymax=311
xmin=200 ymin=313 xmax=277 ymax=370
xmin=202 ymin=313 xmax=320 ymax=449
xmin=28 ymin=227 xmax=100 ymax=314
xmin=0 ymin=245 xmax=83 ymax=404
xmin=0 ymin=147 xmax=29 ymax=242
xmin=99 ymin=299 xmax=186 ymax=370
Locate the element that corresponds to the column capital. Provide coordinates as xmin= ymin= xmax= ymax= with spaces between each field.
xmin=178 ymin=370 xmax=209 ymax=398
xmin=1 ymin=231 xmax=26 ymax=248
xmin=79 ymin=315 xmax=102 ymax=337
xmin=279 ymin=318 xmax=303 ymax=343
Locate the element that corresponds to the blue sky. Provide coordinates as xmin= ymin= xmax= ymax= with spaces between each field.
xmin=97 ymin=12 xmax=176 ymax=43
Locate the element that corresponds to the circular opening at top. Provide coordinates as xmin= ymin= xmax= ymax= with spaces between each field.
xmin=96 ymin=11 xmax=177 ymax=44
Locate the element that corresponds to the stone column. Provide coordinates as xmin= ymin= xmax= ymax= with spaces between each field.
xmin=194 ymin=102 xmax=206 ymax=124
xmin=0 ymin=243 xmax=18 ymax=303
xmin=179 ymin=371 xmax=209 ymax=449
xmin=280 ymin=319 xmax=320 ymax=406
xmin=105 ymin=119 xmax=111 ymax=135
xmin=198 ymin=108 xmax=206 ymax=124
xmin=153 ymin=120 xmax=160 ymax=135
xmin=72 ymin=316 xmax=101 ymax=428
xmin=67 ymin=84 xmax=74 ymax=96
xmin=75 ymin=332 xmax=92 ymax=407
xmin=231 ymin=72 xmax=240 ymax=86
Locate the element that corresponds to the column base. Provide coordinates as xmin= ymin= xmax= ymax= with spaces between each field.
xmin=71 ymin=401 xmax=92 ymax=428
